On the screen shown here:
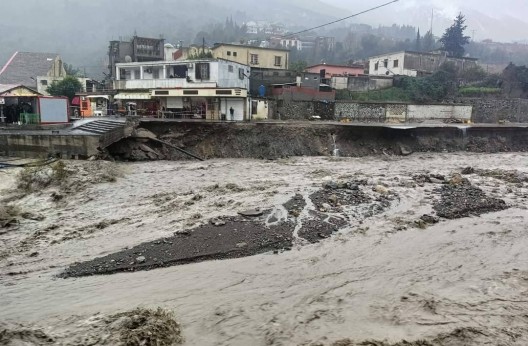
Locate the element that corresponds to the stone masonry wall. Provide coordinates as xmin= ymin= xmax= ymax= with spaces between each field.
xmin=276 ymin=98 xmax=528 ymax=124
xmin=457 ymin=98 xmax=528 ymax=123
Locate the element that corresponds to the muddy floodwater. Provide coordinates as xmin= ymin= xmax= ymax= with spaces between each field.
xmin=1 ymin=153 xmax=528 ymax=345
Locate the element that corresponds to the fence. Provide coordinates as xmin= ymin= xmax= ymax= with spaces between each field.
xmin=20 ymin=113 xmax=40 ymax=125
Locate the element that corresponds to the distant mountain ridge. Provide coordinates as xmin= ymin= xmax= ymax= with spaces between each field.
xmin=0 ymin=0 xmax=345 ymax=72
xmin=320 ymin=0 xmax=528 ymax=42
xmin=1 ymin=0 xmax=525 ymax=78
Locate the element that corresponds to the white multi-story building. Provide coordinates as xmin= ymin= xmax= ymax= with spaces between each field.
xmin=113 ymin=59 xmax=251 ymax=120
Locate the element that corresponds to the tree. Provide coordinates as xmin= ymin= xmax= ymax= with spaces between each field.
xmin=290 ymin=60 xmax=308 ymax=74
xmin=439 ymin=13 xmax=471 ymax=57
xmin=64 ymin=63 xmax=81 ymax=77
xmin=415 ymin=28 xmax=421 ymax=51
xmin=46 ymin=76 xmax=83 ymax=101
xmin=422 ymin=30 xmax=436 ymax=52
xmin=459 ymin=65 xmax=487 ymax=83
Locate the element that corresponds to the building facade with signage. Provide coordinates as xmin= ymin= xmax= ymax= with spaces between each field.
xmin=114 ymin=59 xmax=250 ymax=120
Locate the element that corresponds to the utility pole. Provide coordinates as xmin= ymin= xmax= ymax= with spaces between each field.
xmin=430 ymin=8 xmax=434 ymax=35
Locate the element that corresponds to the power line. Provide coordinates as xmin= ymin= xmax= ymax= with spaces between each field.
xmin=281 ymin=0 xmax=399 ymax=38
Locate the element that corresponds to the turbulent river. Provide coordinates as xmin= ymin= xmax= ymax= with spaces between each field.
xmin=1 ymin=153 xmax=527 ymax=345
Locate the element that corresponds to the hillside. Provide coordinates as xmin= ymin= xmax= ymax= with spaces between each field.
xmin=0 ymin=0 xmax=345 ymax=77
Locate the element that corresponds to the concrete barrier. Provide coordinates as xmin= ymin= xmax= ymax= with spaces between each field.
xmin=407 ymin=105 xmax=472 ymax=122
xmin=0 ymin=133 xmax=101 ymax=158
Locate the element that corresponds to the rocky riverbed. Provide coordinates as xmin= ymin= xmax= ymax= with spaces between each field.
xmin=1 ymin=153 xmax=528 ymax=345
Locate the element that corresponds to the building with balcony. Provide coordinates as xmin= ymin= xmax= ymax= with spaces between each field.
xmin=212 ymin=43 xmax=289 ymax=70
xmin=113 ymin=59 xmax=250 ymax=120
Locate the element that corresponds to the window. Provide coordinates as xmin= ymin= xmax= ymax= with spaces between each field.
xmin=239 ymin=68 xmax=245 ymax=80
xmin=252 ymin=101 xmax=258 ymax=115
xmin=393 ymin=59 xmax=399 ymax=68
xmin=233 ymin=52 xmax=237 ymax=57
xmin=40 ymin=80 xmax=48 ymax=85
xmin=195 ymin=63 xmax=210 ymax=80
xmin=172 ymin=65 xmax=188 ymax=78
xmin=227 ymin=51 xmax=231 ymax=56
xmin=274 ymin=56 xmax=282 ymax=66
xmin=383 ymin=59 xmax=388 ymax=68
xmin=183 ymin=90 xmax=199 ymax=95
xmin=374 ymin=62 xmax=379 ymax=71
xmin=216 ymin=90 xmax=232 ymax=95
xmin=273 ymin=71 xmax=279 ymax=76
xmin=228 ymin=65 xmax=234 ymax=73
xmin=153 ymin=69 xmax=160 ymax=79
xmin=250 ymin=54 xmax=259 ymax=65
xmin=155 ymin=90 xmax=169 ymax=95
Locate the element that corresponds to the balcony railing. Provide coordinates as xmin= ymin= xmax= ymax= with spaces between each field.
xmin=113 ymin=79 xmax=217 ymax=90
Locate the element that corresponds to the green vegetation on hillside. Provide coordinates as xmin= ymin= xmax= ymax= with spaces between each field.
xmin=336 ymin=88 xmax=412 ymax=102
xmin=458 ymin=87 xmax=501 ymax=96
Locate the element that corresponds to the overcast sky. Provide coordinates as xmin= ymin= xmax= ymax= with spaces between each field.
xmin=322 ymin=0 xmax=528 ymax=20
xmin=320 ymin=0 xmax=528 ymax=41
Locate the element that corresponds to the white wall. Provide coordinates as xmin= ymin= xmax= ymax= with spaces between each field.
xmin=331 ymin=76 xmax=348 ymax=90
xmin=217 ymin=60 xmax=250 ymax=90
xmin=167 ymin=97 xmax=183 ymax=109
xmin=221 ymin=98 xmax=245 ymax=121
xmin=369 ymin=52 xmax=416 ymax=77
xmin=251 ymin=99 xmax=269 ymax=120
xmin=407 ymin=105 xmax=472 ymax=121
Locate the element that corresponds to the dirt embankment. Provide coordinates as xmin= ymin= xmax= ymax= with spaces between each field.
xmin=0 ymin=308 xmax=183 ymax=346
xmin=107 ymin=122 xmax=528 ymax=161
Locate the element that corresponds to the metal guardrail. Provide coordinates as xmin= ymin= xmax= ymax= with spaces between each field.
xmin=98 ymin=126 xmax=127 ymax=149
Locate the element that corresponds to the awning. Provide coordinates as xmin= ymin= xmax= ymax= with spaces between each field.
xmin=114 ymin=92 xmax=151 ymax=100
xmin=86 ymin=95 xmax=110 ymax=100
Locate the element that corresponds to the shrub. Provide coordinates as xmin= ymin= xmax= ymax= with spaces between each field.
xmin=458 ymin=87 xmax=501 ymax=96
xmin=16 ymin=161 xmax=72 ymax=192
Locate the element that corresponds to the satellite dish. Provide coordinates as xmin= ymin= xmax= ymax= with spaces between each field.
xmin=385 ymin=71 xmax=390 ymax=76
xmin=124 ymin=55 xmax=132 ymax=63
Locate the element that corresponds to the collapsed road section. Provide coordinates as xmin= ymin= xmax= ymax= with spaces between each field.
xmin=107 ymin=120 xmax=528 ymax=161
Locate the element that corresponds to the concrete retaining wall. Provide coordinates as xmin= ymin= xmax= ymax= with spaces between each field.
xmin=334 ymin=102 xmax=472 ymax=123
xmin=278 ymin=97 xmax=528 ymax=124
xmin=407 ymin=105 xmax=472 ymax=122
xmin=0 ymin=133 xmax=101 ymax=158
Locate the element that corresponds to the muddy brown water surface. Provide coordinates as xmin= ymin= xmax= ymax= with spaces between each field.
xmin=1 ymin=153 xmax=528 ymax=345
